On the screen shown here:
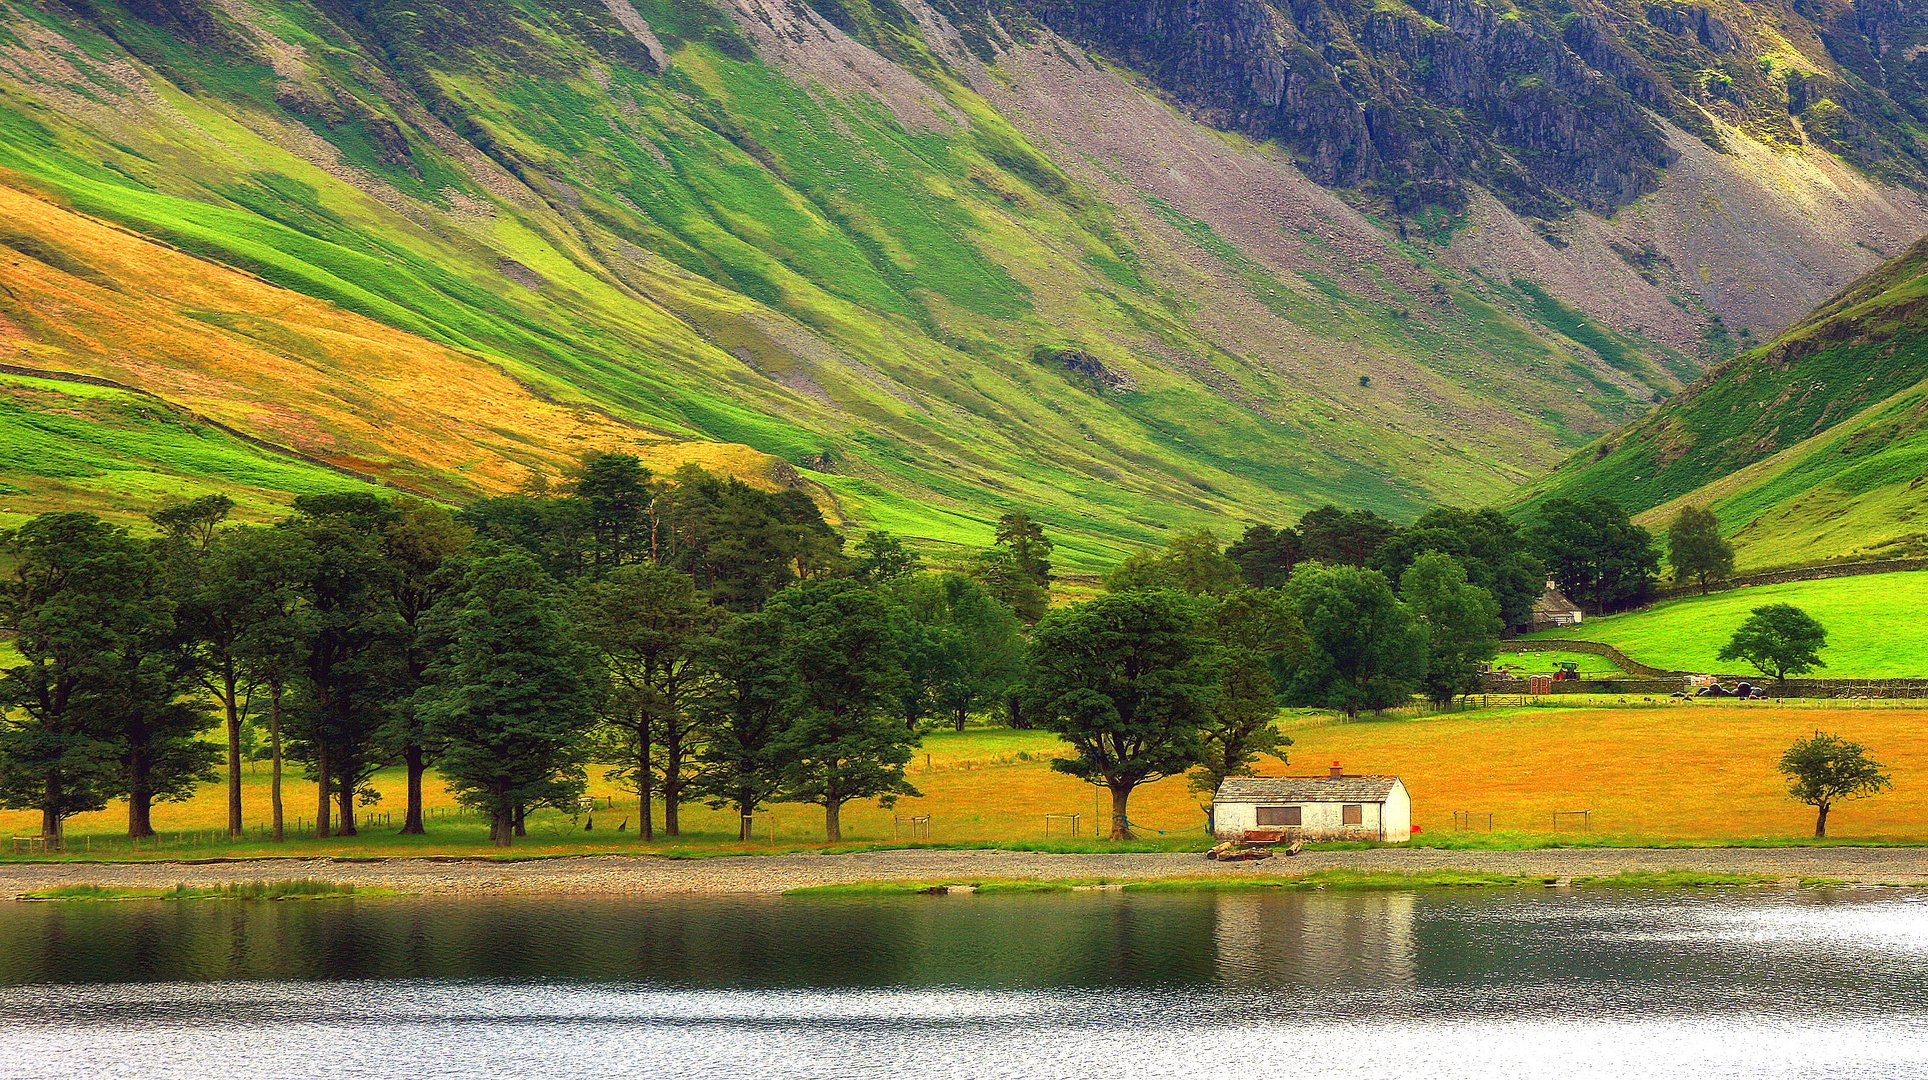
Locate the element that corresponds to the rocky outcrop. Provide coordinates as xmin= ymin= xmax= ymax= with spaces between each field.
xmin=1011 ymin=0 xmax=1928 ymax=218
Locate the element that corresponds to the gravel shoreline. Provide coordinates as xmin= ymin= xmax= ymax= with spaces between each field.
xmin=3 ymin=846 xmax=1927 ymax=895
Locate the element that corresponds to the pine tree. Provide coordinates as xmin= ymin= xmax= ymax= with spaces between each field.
xmin=416 ymin=549 xmax=597 ymax=847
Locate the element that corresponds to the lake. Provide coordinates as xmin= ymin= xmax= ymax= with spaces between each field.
xmin=0 ymin=888 xmax=1924 ymax=1077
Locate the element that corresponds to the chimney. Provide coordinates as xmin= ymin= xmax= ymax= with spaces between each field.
xmin=1329 ymin=761 xmax=1343 ymax=779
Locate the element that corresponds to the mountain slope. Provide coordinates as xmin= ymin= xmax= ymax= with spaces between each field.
xmin=1523 ymin=236 xmax=1928 ymax=568
xmin=0 ymin=0 xmax=1923 ymax=565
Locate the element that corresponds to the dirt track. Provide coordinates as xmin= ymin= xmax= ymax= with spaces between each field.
xmin=3 ymin=845 xmax=1927 ymax=895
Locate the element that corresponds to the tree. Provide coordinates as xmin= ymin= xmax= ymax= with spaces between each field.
xmin=766 ymin=580 xmax=919 ymax=842
xmin=1778 ymin=731 xmax=1890 ymax=838
xmin=380 ymin=500 xmax=472 ymax=834
xmin=0 ymin=514 xmax=158 ymax=848
xmin=574 ymin=565 xmax=724 ymax=838
xmin=1283 ymin=563 xmax=1426 ymax=719
xmin=993 ymin=510 xmax=1054 ymax=589
xmin=1188 ymin=588 xmax=1303 ymax=823
xmin=1525 ymin=496 xmax=1660 ymax=613
xmin=149 ymin=494 xmax=234 ymax=551
xmin=574 ymin=452 xmax=653 ymax=570
xmin=970 ymin=547 xmax=1048 ymax=625
xmin=850 ymin=530 xmax=922 ymax=584
xmin=889 ymin=573 xmax=1027 ymax=731
xmin=1667 ymin=505 xmax=1734 ymax=594
xmin=1375 ymin=507 xmax=1545 ymax=628
xmin=1025 ymin=590 xmax=1215 ymax=839
xmin=230 ymin=528 xmax=316 ymax=843
xmin=690 ymin=611 xmax=794 ymax=840
xmin=654 ymin=466 xmax=842 ymax=609
xmin=415 ymin=549 xmax=598 ymax=847
xmin=1719 ymin=603 xmax=1827 ymax=683
xmin=1399 ymin=553 xmax=1502 ymax=705
xmin=1104 ymin=528 xmax=1242 ymax=596
xmin=1226 ymin=523 xmax=1302 ymax=589
xmin=1297 ymin=505 xmax=1397 ymax=567
xmin=284 ymin=493 xmax=403 ymax=838
xmin=166 ymin=523 xmax=315 ymax=837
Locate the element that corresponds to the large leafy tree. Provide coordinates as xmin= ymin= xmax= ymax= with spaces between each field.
xmin=574 ymin=564 xmax=725 ymax=838
xmin=969 ymin=547 xmax=1048 ymax=626
xmin=1778 ymin=731 xmax=1891 ymax=838
xmin=850 ymin=530 xmax=923 ymax=584
xmin=229 ymin=527 xmax=317 ymax=842
xmin=1399 ymin=553 xmax=1502 ymax=705
xmin=380 ymin=499 xmax=472 ymax=835
xmin=1525 ymin=496 xmax=1660 ymax=613
xmin=1225 ymin=523 xmax=1303 ymax=589
xmin=766 ymin=580 xmax=919 ymax=842
xmin=574 ymin=452 xmax=653 ymax=571
xmin=1375 ymin=507 xmax=1545 ymax=628
xmin=0 ymin=514 xmax=161 ymax=848
xmin=1026 ymin=590 xmax=1215 ymax=839
xmin=416 ymin=549 xmax=598 ymax=847
xmin=1105 ymin=528 xmax=1242 ymax=596
xmin=889 ymin=573 xmax=1027 ymax=731
xmin=1297 ymin=505 xmax=1398 ymax=567
xmin=1283 ymin=563 xmax=1426 ymax=719
xmin=1667 ymin=505 xmax=1735 ymax=594
xmin=1188 ymin=588 xmax=1304 ymax=820
xmin=690 ymin=611 xmax=794 ymax=840
xmin=993 ymin=510 xmax=1054 ymax=588
xmin=1719 ymin=603 xmax=1827 ymax=683
xmin=655 ymin=466 xmax=843 ymax=609
xmin=285 ymin=493 xmax=403 ymax=838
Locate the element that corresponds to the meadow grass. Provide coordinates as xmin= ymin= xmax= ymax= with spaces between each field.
xmin=1525 ymin=571 xmax=1928 ymax=678
xmin=1492 ymin=649 xmax=1628 ymax=679
xmin=12 ymin=703 xmax=1928 ymax=861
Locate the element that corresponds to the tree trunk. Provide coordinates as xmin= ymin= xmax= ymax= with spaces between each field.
xmin=315 ymin=742 xmax=332 ymax=839
xmin=492 ymin=808 xmax=513 ymax=847
xmin=637 ymin=722 xmax=654 ymax=841
xmin=824 ymin=800 xmax=842 ymax=843
xmin=662 ymin=736 xmax=682 ymax=838
xmin=400 ymin=744 xmax=427 ymax=835
xmin=737 ymin=801 xmax=754 ymax=842
xmin=954 ymin=707 xmax=967 ymax=733
xmin=40 ymin=777 xmax=61 ymax=851
xmin=225 ymin=668 xmax=243 ymax=837
xmin=128 ymin=748 xmax=155 ymax=840
xmin=1815 ymin=802 xmax=1830 ymax=839
xmin=337 ymin=781 xmax=357 ymax=836
xmin=268 ymin=681 xmax=285 ymax=842
xmin=514 ymin=804 xmax=526 ymax=837
xmin=1109 ymin=784 xmax=1133 ymax=841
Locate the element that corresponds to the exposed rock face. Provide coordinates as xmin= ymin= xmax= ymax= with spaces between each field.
xmin=1013 ymin=0 xmax=1928 ymax=219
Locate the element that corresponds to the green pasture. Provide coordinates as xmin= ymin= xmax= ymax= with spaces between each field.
xmin=1526 ymin=571 xmax=1928 ymax=678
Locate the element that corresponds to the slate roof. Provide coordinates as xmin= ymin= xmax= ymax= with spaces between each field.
xmin=1214 ymin=776 xmax=1401 ymax=803
xmin=1533 ymin=583 xmax=1582 ymax=616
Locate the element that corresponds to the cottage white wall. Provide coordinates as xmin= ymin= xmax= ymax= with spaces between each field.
xmin=1382 ymin=781 xmax=1412 ymax=843
xmin=1213 ymin=790 xmax=1411 ymax=843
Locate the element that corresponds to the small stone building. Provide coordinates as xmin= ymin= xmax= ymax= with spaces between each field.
xmin=1532 ymin=581 xmax=1584 ymax=626
xmin=1212 ymin=765 xmax=1412 ymax=843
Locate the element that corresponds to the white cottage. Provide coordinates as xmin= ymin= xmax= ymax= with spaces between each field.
xmin=1212 ymin=764 xmax=1412 ymax=843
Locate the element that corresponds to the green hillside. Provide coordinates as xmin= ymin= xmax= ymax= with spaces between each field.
xmin=1523 ymin=239 xmax=1928 ymax=569
xmin=1523 ymin=572 xmax=1928 ymax=679
xmin=0 ymin=0 xmax=1920 ymax=563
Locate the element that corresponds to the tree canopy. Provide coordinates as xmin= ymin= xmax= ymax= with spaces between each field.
xmin=1778 ymin=731 xmax=1890 ymax=838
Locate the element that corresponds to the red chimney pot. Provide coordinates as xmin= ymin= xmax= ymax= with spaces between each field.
xmin=1329 ymin=761 xmax=1343 ymax=779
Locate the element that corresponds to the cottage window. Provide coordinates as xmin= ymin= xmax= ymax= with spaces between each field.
xmin=1256 ymin=806 xmax=1300 ymax=827
xmin=1341 ymin=804 xmax=1363 ymax=826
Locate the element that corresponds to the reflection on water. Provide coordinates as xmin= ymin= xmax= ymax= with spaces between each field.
xmin=0 ymin=890 xmax=1925 ymax=1078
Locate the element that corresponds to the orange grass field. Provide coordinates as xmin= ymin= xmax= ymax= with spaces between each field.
xmin=5 ymin=702 xmax=1928 ymax=858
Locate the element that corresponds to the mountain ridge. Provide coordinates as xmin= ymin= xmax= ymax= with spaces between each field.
xmin=0 ymin=0 xmax=1923 ymax=565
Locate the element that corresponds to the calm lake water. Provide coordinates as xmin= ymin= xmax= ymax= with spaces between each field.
xmin=0 ymin=889 xmax=1925 ymax=1078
